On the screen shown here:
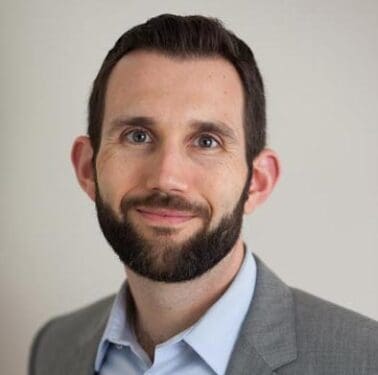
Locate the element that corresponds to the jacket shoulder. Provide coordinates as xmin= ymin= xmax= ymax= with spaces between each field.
xmin=29 ymin=295 xmax=115 ymax=375
xmin=280 ymin=288 xmax=378 ymax=374
xmin=292 ymin=288 xmax=378 ymax=345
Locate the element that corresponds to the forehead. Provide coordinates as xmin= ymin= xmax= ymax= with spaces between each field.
xmin=103 ymin=50 xmax=245 ymax=136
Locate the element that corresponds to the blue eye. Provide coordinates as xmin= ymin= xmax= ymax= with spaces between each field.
xmin=125 ymin=129 xmax=152 ymax=144
xmin=194 ymin=135 xmax=220 ymax=149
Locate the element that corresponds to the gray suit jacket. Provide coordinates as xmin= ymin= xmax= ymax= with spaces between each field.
xmin=29 ymin=257 xmax=378 ymax=374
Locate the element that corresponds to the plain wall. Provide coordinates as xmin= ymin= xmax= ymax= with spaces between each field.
xmin=1 ymin=1 xmax=377 ymax=374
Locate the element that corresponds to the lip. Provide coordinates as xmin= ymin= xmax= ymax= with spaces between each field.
xmin=135 ymin=207 xmax=195 ymax=225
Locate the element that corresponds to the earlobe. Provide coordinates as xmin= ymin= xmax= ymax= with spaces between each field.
xmin=244 ymin=149 xmax=281 ymax=214
xmin=71 ymin=136 xmax=96 ymax=201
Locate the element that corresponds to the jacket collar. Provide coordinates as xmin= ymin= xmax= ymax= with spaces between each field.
xmin=226 ymin=255 xmax=297 ymax=374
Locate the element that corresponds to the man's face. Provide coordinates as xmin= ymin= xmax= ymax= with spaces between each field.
xmin=94 ymin=50 xmax=250 ymax=282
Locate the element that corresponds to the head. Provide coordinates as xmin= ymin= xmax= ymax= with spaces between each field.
xmin=72 ymin=14 xmax=280 ymax=282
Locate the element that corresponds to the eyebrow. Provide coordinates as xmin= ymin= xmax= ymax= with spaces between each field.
xmin=108 ymin=116 xmax=238 ymax=141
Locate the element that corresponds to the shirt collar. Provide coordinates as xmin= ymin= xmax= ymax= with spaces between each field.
xmin=95 ymin=247 xmax=256 ymax=374
xmin=94 ymin=281 xmax=137 ymax=371
xmin=184 ymin=248 xmax=256 ymax=374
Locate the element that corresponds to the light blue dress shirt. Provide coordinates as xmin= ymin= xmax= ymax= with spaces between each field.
xmin=95 ymin=248 xmax=257 ymax=375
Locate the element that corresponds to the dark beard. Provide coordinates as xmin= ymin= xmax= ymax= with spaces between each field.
xmin=94 ymin=171 xmax=251 ymax=283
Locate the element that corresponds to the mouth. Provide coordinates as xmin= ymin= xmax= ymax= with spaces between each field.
xmin=135 ymin=207 xmax=196 ymax=225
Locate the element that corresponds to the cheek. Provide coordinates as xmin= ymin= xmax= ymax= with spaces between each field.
xmin=96 ymin=150 xmax=143 ymax=207
xmin=195 ymin=159 xmax=247 ymax=216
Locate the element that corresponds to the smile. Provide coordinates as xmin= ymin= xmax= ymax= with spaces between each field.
xmin=135 ymin=207 xmax=196 ymax=225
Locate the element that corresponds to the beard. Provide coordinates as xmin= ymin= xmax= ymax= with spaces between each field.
xmin=94 ymin=171 xmax=251 ymax=283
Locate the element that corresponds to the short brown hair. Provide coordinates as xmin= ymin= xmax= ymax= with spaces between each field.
xmin=88 ymin=14 xmax=266 ymax=165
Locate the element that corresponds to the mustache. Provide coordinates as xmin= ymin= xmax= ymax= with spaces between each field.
xmin=120 ymin=191 xmax=211 ymax=220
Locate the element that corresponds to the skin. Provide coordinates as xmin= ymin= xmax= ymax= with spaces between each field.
xmin=71 ymin=50 xmax=280 ymax=360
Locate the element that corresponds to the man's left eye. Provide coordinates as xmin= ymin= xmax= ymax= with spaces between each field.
xmin=194 ymin=135 xmax=220 ymax=149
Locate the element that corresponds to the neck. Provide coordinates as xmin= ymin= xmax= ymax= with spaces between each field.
xmin=124 ymin=238 xmax=245 ymax=360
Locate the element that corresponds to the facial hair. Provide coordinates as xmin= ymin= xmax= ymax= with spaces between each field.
xmin=94 ymin=171 xmax=251 ymax=283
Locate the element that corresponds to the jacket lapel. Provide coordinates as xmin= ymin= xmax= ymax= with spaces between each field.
xmin=63 ymin=296 xmax=114 ymax=375
xmin=226 ymin=255 xmax=297 ymax=374
xmin=73 ymin=326 xmax=107 ymax=375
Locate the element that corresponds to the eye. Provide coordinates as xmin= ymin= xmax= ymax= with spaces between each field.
xmin=124 ymin=129 xmax=152 ymax=144
xmin=194 ymin=134 xmax=220 ymax=149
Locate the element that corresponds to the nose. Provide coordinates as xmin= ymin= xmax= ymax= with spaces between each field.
xmin=144 ymin=143 xmax=190 ymax=194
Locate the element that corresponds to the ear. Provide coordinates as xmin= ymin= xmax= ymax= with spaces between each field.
xmin=244 ymin=148 xmax=281 ymax=214
xmin=71 ymin=136 xmax=96 ymax=202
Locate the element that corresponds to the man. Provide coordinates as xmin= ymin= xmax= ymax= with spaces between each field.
xmin=29 ymin=14 xmax=378 ymax=375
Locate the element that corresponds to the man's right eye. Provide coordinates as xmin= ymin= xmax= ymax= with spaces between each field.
xmin=124 ymin=129 xmax=152 ymax=144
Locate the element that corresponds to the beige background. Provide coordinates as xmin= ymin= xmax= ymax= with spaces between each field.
xmin=1 ymin=1 xmax=377 ymax=374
